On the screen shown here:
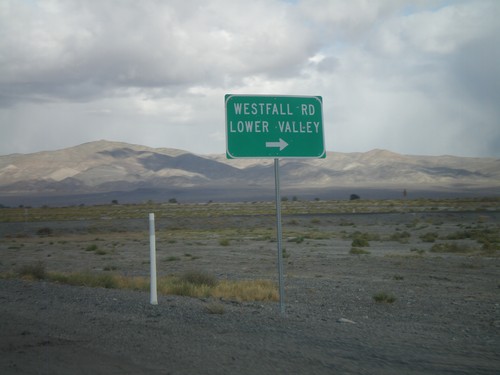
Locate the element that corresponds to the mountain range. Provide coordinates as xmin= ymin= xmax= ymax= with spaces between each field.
xmin=0 ymin=140 xmax=499 ymax=206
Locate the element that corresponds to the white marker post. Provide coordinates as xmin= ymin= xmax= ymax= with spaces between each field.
xmin=149 ymin=213 xmax=158 ymax=305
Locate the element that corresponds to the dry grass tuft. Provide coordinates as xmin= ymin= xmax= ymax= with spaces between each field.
xmin=4 ymin=263 xmax=278 ymax=303
xmin=213 ymin=279 xmax=279 ymax=302
xmin=373 ymin=292 xmax=396 ymax=303
xmin=17 ymin=261 xmax=46 ymax=280
xmin=350 ymin=247 xmax=370 ymax=255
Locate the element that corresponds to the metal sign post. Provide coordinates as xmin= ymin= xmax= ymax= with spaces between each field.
xmin=225 ymin=94 xmax=326 ymax=315
xmin=274 ymin=158 xmax=285 ymax=314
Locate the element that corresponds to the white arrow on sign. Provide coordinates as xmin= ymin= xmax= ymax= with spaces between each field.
xmin=265 ymin=138 xmax=288 ymax=151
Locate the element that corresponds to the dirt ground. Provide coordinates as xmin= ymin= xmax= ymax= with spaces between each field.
xmin=1 ymin=205 xmax=499 ymax=374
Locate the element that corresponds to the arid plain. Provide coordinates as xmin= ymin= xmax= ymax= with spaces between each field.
xmin=1 ymin=198 xmax=499 ymax=374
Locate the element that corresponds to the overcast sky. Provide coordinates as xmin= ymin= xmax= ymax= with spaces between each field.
xmin=1 ymin=0 xmax=499 ymax=157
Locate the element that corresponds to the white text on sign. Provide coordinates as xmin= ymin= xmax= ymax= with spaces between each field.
xmin=225 ymin=94 xmax=325 ymax=159
xmin=229 ymin=100 xmax=320 ymax=134
xmin=229 ymin=120 xmax=320 ymax=134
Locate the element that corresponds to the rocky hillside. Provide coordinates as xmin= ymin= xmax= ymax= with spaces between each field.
xmin=0 ymin=140 xmax=499 ymax=204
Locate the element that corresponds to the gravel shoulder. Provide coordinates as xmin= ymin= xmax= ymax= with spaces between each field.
xmin=1 ymin=210 xmax=499 ymax=374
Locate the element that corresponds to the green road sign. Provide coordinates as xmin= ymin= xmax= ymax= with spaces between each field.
xmin=225 ymin=94 xmax=325 ymax=159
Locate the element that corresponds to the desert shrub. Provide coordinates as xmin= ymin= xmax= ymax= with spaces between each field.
xmin=91 ymin=274 xmax=118 ymax=289
xmin=168 ymin=282 xmax=205 ymax=297
xmin=288 ymin=236 xmax=304 ymax=244
xmin=430 ymin=242 xmax=473 ymax=253
xmin=86 ymin=244 xmax=98 ymax=252
xmin=36 ymin=227 xmax=53 ymax=237
xmin=406 ymin=218 xmax=422 ymax=229
xmin=213 ymin=279 xmax=278 ymax=302
xmin=157 ymin=276 xmax=278 ymax=301
xmin=390 ymin=231 xmax=411 ymax=243
xmin=471 ymin=229 xmax=500 ymax=251
xmin=447 ymin=228 xmax=499 ymax=252
xmin=48 ymin=272 xmax=139 ymax=291
xmin=4 ymin=268 xmax=277 ymax=302
xmin=165 ymin=256 xmax=181 ymax=262
xmin=219 ymin=238 xmax=230 ymax=246
xmin=352 ymin=238 xmax=369 ymax=247
xmin=420 ymin=232 xmax=439 ymax=243
xmin=410 ymin=248 xmax=426 ymax=255
xmin=351 ymin=232 xmax=371 ymax=247
xmin=445 ymin=230 xmax=470 ymax=240
xmin=339 ymin=221 xmax=355 ymax=226
xmin=480 ymin=240 xmax=499 ymax=253
xmin=352 ymin=231 xmax=380 ymax=241
xmin=183 ymin=253 xmax=201 ymax=261
xmin=373 ymin=292 xmax=396 ymax=303
xmin=350 ymin=248 xmax=370 ymax=255
xmin=17 ymin=262 xmax=46 ymax=280
xmin=180 ymin=270 xmax=218 ymax=287
xmin=459 ymin=262 xmax=481 ymax=269
xmin=47 ymin=271 xmax=114 ymax=288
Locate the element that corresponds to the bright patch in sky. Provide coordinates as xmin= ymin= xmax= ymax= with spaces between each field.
xmin=0 ymin=0 xmax=499 ymax=157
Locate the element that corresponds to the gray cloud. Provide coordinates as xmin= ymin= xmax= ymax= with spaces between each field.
xmin=0 ymin=0 xmax=499 ymax=157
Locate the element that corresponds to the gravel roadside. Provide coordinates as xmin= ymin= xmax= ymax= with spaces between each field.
xmin=2 ymin=260 xmax=499 ymax=375
xmin=2 ymin=210 xmax=499 ymax=374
